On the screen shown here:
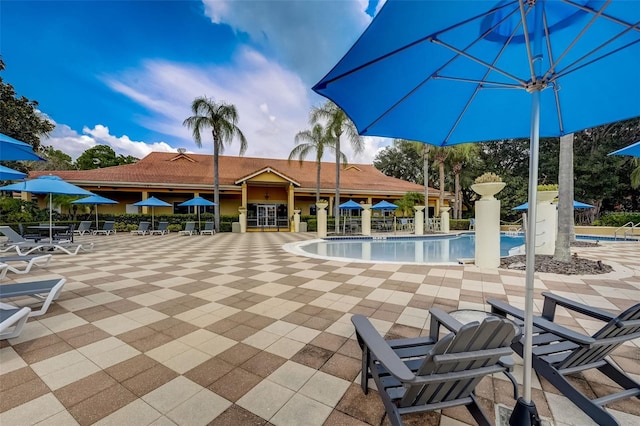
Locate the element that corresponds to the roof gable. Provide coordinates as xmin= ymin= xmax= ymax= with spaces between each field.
xmin=235 ymin=167 xmax=300 ymax=186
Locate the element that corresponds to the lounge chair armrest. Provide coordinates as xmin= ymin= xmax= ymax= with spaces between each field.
xmin=428 ymin=307 xmax=464 ymax=340
xmin=351 ymin=315 xmax=415 ymax=382
xmin=541 ymin=292 xmax=615 ymax=322
xmin=487 ymin=298 xmax=595 ymax=345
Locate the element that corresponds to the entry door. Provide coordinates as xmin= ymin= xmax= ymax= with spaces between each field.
xmin=257 ymin=205 xmax=277 ymax=227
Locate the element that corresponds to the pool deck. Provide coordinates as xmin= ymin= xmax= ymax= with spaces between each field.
xmin=1 ymin=232 xmax=639 ymax=426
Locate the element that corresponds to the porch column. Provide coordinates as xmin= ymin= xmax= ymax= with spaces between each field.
xmin=414 ymin=206 xmax=425 ymax=235
xmin=141 ymin=191 xmax=149 ymax=215
xmin=241 ymin=182 xmax=247 ymax=208
xmin=316 ymin=200 xmax=328 ymax=238
xmin=361 ymin=203 xmax=372 ymax=236
xmin=288 ymin=183 xmax=295 ymax=231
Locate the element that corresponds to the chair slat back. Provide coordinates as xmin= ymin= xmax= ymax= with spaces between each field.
xmin=203 ymin=222 xmax=213 ymax=231
xmin=185 ymin=222 xmax=195 ymax=231
xmin=0 ymin=226 xmax=26 ymax=243
xmin=558 ymin=303 xmax=640 ymax=369
xmin=103 ymin=221 xmax=115 ymax=230
xmin=78 ymin=221 xmax=91 ymax=231
xmin=400 ymin=317 xmax=515 ymax=407
xmin=157 ymin=222 xmax=168 ymax=230
xmin=138 ymin=222 xmax=150 ymax=231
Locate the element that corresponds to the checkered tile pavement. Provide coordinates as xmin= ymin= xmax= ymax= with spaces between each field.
xmin=1 ymin=232 xmax=639 ymax=426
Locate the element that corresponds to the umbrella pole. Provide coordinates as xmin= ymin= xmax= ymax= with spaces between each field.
xmin=49 ymin=193 xmax=53 ymax=241
xmin=198 ymin=208 xmax=201 ymax=233
xmin=95 ymin=204 xmax=99 ymax=229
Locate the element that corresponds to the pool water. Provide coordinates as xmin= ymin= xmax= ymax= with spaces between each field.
xmin=290 ymin=234 xmax=526 ymax=265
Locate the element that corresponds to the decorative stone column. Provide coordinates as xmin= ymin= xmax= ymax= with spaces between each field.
xmin=414 ymin=206 xmax=425 ymax=235
xmin=238 ymin=207 xmax=247 ymax=233
xmin=536 ymin=190 xmax=559 ymax=255
xmin=440 ymin=206 xmax=451 ymax=233
xmin=316 ymin=201 xmax=328 ymax=238
xmin=361 ymin=203 xmax=372 ymax=236
xmin=471 ymin=182 xmax=506 ymax=268
xmin=293 ymin=209 xmax=301 ymax=233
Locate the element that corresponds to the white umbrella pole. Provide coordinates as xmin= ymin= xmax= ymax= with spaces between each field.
xmin=95 ymin=204 xmax=99 ymax=229
xmin=198 ymin=208 xmax=201 ymax=233
xmin=49 ymin=193 xmax=53 ymax=241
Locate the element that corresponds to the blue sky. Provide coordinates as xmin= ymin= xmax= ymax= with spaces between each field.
xmin=1 ymin=0 xmax=386 ymax=162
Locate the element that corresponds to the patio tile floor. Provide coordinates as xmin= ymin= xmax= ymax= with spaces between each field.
xmin=0 ymin=232 xmax=639 ymax=425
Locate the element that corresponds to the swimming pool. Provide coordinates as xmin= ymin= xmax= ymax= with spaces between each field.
xmin=285 ymin=234 xmax=525 ymax=265
xmin=284 ymin=233 xmax=626 ymax=265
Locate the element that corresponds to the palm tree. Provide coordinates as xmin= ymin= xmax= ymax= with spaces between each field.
xmin=310 ymin=101 xmax=364 ymax=234
xmin=288 ymin=124 xmax=347 ymax=205
xmin=554 ymin=133 xmax=574 ymax=262
xmin=183 ymin=96 xmax=247 ymax=232
xmin=431 ymin=146 xmax=450 ymax=216
xmin=449 ymin=144 xmax=476 ymax=219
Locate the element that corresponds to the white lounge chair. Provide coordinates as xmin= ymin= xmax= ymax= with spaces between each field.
xmin=0 ymin=226 xmax=44 ymax=254
xmin=0 ymin=254 xmax=53 ymax=275
xmin=93 ymin=221 xmax=116 ymax=235
xmin=178 ymin=222 xmax=197 ymax=236
xmin=200 ymin=221 xmax=215 ymax=235
xmin=12 ymin=241 xmax=94 ymax=256
xmin=75 ymin=221 xmax=93 ymax=235
xmin=0 ymin=307 xmax=31 ymax=339
xmin=0 ymin=278 xmax=66 ymax=317
xmin=131 ymin=221 xmax=150 ymax=235
xmin=149 ymin=221 xmax=169 ymax=235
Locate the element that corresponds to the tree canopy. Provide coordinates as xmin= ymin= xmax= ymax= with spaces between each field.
xmin=75 ymin=145 xmax=138 ymax=170
xmin=373 ymin=139 xmax=423 ymax=183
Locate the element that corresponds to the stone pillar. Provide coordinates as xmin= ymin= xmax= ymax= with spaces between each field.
xmin=361 ymin=203 xmax=372 ymax=236
xmin=288 ymin=184 xmax=295 ymax=231
xmin=440 ymin=206 xmax=451 ymax=233
xmin=293 ymin=209 xmax=301 ymax=233
xmin=536 ymin=191 xmax=558 ymax=255
xmin=316 ymin=201 xmax=328 ymax=238
xmin=238 ymin=207 xmax=247 ymax=233
xmin=241 ymin=182 xmax=247 ymax=208
xmin=414 ymin=206 xmax=425 ymax=235
xmin=471 ymin=182 xmax=506 ymax=268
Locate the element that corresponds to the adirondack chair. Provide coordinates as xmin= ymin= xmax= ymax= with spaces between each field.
xmin=488 ymin=293 xmax=640 ymax=426
xmin=352 ymin=308 xmax=518 ymax=426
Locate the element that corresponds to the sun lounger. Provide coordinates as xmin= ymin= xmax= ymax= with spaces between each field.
xmin=149 ymin=221 xmax=169 ymax=235
xmin=0 ymin=307 xmax=31 ymax=339
xmin=93 ymin=220 xmax=116 ymax=235
xmin=0 ymin=254 xmax=53 ymax=275
xmin=74 ymin=221 xmax=93 ymax=235
xmin=200 ymin=221 xmax=215 ymax=235
xmin=178 ymin=222 xmax=197 ymax=236
xmin=131 ymin=221 xmax=150 ymax=235
xmin=0 ymin=278 xmax=66 ymax=317
xmin=12 ymin=241 xmax=94 ymax=256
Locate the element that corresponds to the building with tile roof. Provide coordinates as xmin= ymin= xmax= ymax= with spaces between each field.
xmin=29 ymin=152 xmax=449 ymax=230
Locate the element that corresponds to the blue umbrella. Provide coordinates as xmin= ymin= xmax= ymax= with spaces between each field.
xmin=133 ymin=196 xmax=171 ymax=230
xmin=338 ymin=199 xmax=363 ymax=210
xmin=179 ymin=196 xmax=216 ymax=231
xmin=0 ymin=132 xmax=45 ymax=161
xmin=608 ymin=140 xmax=640 ymax=158
xmin=371 ymin=200 xmax=398 ymax=210
xmin=72 ymin=195 xmax=119 ymax=228
xmin=314 ymin=1 xmax=639 ymax=422
xmin=513 ymin=200 xmax=594 ymax=210
xmin=0 ymin=165 xmax=27 ymax=180
xmin=0 ymin=175 xmax=93 ymax=240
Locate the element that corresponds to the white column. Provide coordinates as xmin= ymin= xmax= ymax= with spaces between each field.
xmin=471 ymin=182 xmax=506 ymax=268
xmin=440 ymin=206 xmax=451 ymax=233
xmin=414 ymin=206 xmax=425 ymax=235
xmin=361 ymin=203 xmax=372 ymax=236
xmin=316 ymin=201 xmax=328 ymax=238
xmin=293 ymin=209 xmax=301 ymax=233
xmin=238 ymin=207 xmax=247 ymax=233
xmin=535 ymin=191 xmax=558 ymax=255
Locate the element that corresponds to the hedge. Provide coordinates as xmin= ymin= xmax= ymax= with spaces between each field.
xmin=593 ymin=212 xmax=640 ymax=227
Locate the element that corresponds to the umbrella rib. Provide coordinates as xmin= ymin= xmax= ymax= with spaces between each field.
xmin=563 ymin=0 xmax=640 ymax=34
xmin=432 ymin=76 xmax=520 ymax=89
xmin=517 ymin=0 xmax=536 ymax=82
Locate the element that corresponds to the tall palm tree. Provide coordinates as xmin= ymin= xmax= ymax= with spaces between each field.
xmin=183 ymin=96 xmax=247 ymax=232
xmin=288 ymin=124 xmax=347 ymax=205
xmin=554 ymin=133 xmax=574 ymax=262
xmin=431 ymin=146 xmax=450 ymax=216
xmin=310 ymin=101 xmax=363 ymax=233
xmin=449 ymin=144 xmax=476 ymax=219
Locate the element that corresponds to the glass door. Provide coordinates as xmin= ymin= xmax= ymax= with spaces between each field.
xmin=257 ymin=204 xmax=277 ymax=227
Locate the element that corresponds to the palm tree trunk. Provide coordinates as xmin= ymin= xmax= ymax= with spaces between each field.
xmin=454 ymin=173 xmax=460 ymax=220
xmin=316 ymin=161 xmax=321 ymax=205
xmin=423 ymin=147 xmax=429 ymax=230
xmin=438 ymin=161 xmax=445 ymax=216
xmin=335 ymin=136 xmax=341 ymax=234
xmin=213 ymin=134 xmax=221 ymax=233
xmin=554 ymin=133 xmax=574 ymax=262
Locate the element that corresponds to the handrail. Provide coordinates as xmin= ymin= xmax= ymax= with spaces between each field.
xmin=623 ymin=221 xmax=640 ymax=239
xmin=614 ymin=221 xmax=635 ymax=240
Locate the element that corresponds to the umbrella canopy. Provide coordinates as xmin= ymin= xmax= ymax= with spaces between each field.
xmin=371 ymin=200 xmax=398 ymax=210
xmin=513 ymin=200 xmax=594 ymax=210
xmin=72 ymin=195 xmax=118 ymax=228
xmin=178 ymin=197 xmax=216 ymax=231
xmin=608 ymin=140 xmax=640 ymax=157
xmin=313 ymin=1 xmax=639 ymax=422
xmin=0 ymin=132 xmax=45 ymax=161
xmin=133 ymin=197 xmax=171 ymax=230
xmin=0 ymin=165 xmax=27 ymax=180
xmin=0 ymin=175 xmax=93 ymax=240
xmin=338 ymin=200 xmax=363 ymax=210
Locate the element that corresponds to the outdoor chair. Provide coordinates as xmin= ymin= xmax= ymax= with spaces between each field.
xmin=179 ymin=222 xmax=197 ymax=236
xmin=53 ymin=224 xmax=75 ymax=243
xmin=0 ymin=307 xmax=31 ymax=340
xmin=93 ymin=220 xmax=116 ymax=235
xmin=351 ymin=308 xmax=518 ymax=426
xmin=74 ymin=221 xmax=92 ymax=235
xmin=0 ymin=278 xmax=66 ymax=317
xmin=488 ymin=293 xmax=640 ymax=426
xmin=130 ymin=221 xmax=150 ymax=235
xmin=12 ymin=241 xmax=94 ymax=256
xmin=200 ymin=221 xmax=215 ymax=235
xmin=0 ymin=226 xmax=44 ymax=254
xmin=149 ymin=221 xmax=169 ymax=235
xmin=18 ymin=223 xmax=43 ymax=241
xmin=0 ymin=254 xmax=52 ymax=276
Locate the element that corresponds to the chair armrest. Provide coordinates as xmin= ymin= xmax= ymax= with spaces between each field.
xmin=351 ymin=315 xmax=415 ymax=382
xmin=541 ymin=292 xmax=615 ymax=322
xmin=428 ymin=307 xmax=464 ymax=341
xmin=487 ymin=298 xmax=595 ymax=345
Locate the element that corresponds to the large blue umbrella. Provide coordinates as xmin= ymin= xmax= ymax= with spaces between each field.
xmin=608 ymin=140 xmax=640 ymax=157
xmin=314 ymin=1 xmax=639 ymax=422
xmin=0 ymin=175 xmax=93 ymax=240
xmin=0 ymin=132 xmax=45 ymax=161
xmin=72 ymin=195 xmax=119 ymax=228
xmin=178 ymin=196 xmax=216 ymax=231
xmin=371 ymin=200 xmax=398 ymax=210
xmin=0 ymin=165 xmax=27 ymax=180
xmin=133 ymin=196 xmax=171 ymax=230
xmin=338 ymin=199 xmax=362 ymax=210
xmin=513 ymin=200 xmax=594 ymax=210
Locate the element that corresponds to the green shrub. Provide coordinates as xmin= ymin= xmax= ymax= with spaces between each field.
xmin=593 ymin=212 xmax=640 ymax=227
xmin=449 ymin=219 xmax=471 ymax=230
xmin=537 ymin=184 xmax=558 ymax=191
xmin=220 ymin=222 xmax=232 ymax=233
xmin=167 ymin=224 xmax=182 ymax=233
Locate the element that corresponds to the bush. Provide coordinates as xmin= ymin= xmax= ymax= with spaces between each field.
xmin=220 ymin=222 xmax=232 ymax=233
xmin=593 ymin=212 xmax=640 ymax=227
xmin=167 ymin=224 xmax=182 ymax=233
xmin=449 ymin=219 xmax=471 ymax=230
